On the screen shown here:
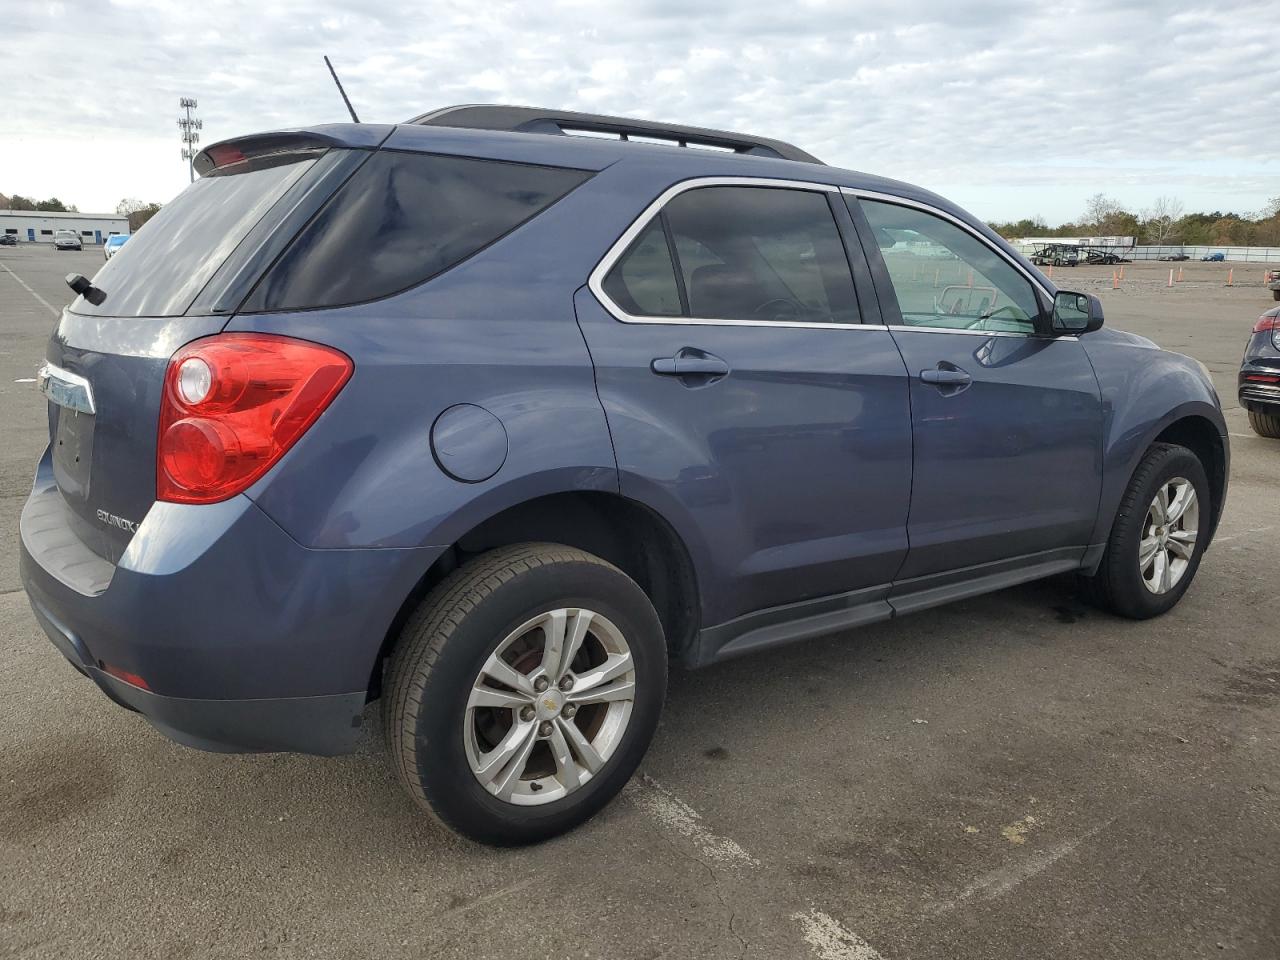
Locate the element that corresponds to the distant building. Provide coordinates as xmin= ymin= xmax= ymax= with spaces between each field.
xmin=1017 ymin=236 xmax=1136 ymax=249
xmin=0 ymin=209 xmax=128 ymax=245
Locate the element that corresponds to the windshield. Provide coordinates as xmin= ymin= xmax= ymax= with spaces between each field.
xmin=75 ymin=156 xmax=317 ymax=317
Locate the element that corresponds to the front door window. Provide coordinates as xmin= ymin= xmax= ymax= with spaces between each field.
xmin=858 ymin=200 xmax=1041 ymax=334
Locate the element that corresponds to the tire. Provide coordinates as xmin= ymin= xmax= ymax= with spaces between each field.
xmin=1270 ymin=289 xmax=1279 ymax=301
xmin=1249 ymin=409 xmax=1280 ymax=438
xmin=384 ymin=542 xmax=667 ymax=845
xmin=1079 ymin=443 xmax=1211 ymax=619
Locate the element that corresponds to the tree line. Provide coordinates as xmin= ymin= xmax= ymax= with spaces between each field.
xmin=989 ymin=194 xmax=1280 ymax=247
xmin=0 ymin=193 xmax=79 ymax=213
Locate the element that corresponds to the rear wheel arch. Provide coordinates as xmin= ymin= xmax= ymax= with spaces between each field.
xmin=369 ymin=491 xmax=701 ymax=699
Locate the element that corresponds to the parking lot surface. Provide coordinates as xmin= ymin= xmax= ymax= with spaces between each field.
xmin=1 ymin=247 xmax=1277 ymax=959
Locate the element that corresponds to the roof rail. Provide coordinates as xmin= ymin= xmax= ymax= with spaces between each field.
xmin=404 ymin=104 xmax=823 ymax=165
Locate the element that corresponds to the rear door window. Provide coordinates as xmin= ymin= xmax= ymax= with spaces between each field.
xmin=75 ymin=157 xmax=317 ymax=317
xmin=242 ymin=152 xmax=591 ymax=312
xmin=602 ymin=185 xmax=860 ymax=325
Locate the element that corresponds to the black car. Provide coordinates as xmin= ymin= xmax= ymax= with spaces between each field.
xmin=1158 ymin=253 xmax=1190 ymax=261
xmin=0 ymin=234 xmax=17 ymax=246
xmin=1240 ymin=305 xmax=1280 ymax=438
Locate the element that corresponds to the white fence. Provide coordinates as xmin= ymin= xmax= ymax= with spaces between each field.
xmin=1011 ymin=243 xmax=1280 ymax=264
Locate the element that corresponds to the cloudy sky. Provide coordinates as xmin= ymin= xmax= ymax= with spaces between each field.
xmin=3 ymin=0 xmax=1276 ymax=222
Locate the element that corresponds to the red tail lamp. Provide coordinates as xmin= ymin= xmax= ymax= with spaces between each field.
xmin=157 ymin=334 xmax=352 ymax=504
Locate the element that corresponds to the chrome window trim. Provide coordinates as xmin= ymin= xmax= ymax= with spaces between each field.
xmin=587 ymin=176 xmax=890 ymax=331
xmin=36 ymin=361 xmax=96 ymax=415
xmin=886 ymin=324 xmax=1076 ymax=342
xmin=841 ymin=187 xmax=1054 ymax=303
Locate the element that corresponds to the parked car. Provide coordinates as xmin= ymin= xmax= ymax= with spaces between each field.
xmin=1084 ymin=250 xmax=1130 ymax=266
xmin=1202 ymin=252 xmax=1226 ymax=262
xmin=20 ymin=105 xmax=1230 ymax=845
xmin=1158 ymin=253 xmax=1190 ymax=261
xmin=1030 ymin=243 xmax=1079 ymax=267
xmin=103 ymin=234 xmax=129 ymax=260
xmin=1265 ymin=267 xmax=1280 ymax=302
xmin=0 ymin=233 xmax=17 ymax=245
xmin=53 ymin=229 xmax=82 ymax=251
xmin=1240 ymin=306 xmax=1280 ymax=438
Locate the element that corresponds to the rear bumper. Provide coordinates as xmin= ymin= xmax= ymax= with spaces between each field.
xmin=28 ymin=598 xmax=366 ymax=754
xmin=20 ymin=448 xmax=442 ymax=755
xmin=1239 ymin=356 xmax=1280 ymax=411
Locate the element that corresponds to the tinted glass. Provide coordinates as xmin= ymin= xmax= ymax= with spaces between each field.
xmin=859 ymin=199 xmax=1041 ymax=334
xmin=246 ymin=151 xmax=591 ymax=312
xmin=602 ymin=219 xmax=682 ymax=316
xmin=662 ymin=186 xmax=859 ymax=324
xmin=77 ymin=157 xmax=316 ymax=317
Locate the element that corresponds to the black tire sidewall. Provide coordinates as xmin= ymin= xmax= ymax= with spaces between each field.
xmin=407 ymin=559 xmax=666 ymax=845
xmin=1106 ymin=446 xmax=1211 ymax=618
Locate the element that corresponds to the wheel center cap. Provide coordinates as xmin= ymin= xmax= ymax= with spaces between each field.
xmin=536 ymin=688 xmax=564 ymax=721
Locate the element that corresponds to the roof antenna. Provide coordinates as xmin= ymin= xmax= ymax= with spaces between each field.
xmin=324 ymin=55 xmax=361 ymax=123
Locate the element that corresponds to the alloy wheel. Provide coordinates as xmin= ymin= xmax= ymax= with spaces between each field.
xmin=463 ymin=608 xmax=636 ymax=805
xmin=1139 ymin=477 xmax=1198 ymax=594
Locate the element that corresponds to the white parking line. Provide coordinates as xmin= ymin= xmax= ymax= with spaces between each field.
xmin=1215 ymin=524 xmax=1275 ymax=544
xmin=0 ymin=262 xmax=61 ymax=318
xmin=630 ymin=777 xmax=892 ymax=958
xmin=627 ymin=774 xmax=759 ymax=867
xmin=793 ymin=909 xmax=887 ymax=960
xmin=928 ymin=819 xmax=1111 ymax=916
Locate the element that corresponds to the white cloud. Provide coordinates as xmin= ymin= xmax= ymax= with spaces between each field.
xmin=0 ymin=0 xmax=1275 ymax=221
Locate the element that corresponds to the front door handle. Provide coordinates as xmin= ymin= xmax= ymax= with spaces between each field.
xmin=919 ymin=367 xmax=971 ymax=386
xmin=920 ymin=363 xmax=972 ymax=395
xmin=652 ymin=350 xmax=730 ymax=378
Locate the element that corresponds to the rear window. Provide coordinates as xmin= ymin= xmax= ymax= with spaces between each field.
xmin=76 ymin=157 xmax=317 ymax=317
xmin=241 ymin=151 xmax=591 ymax=312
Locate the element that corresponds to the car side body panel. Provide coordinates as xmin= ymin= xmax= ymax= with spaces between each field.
xmin=229 ymin=180 xmax=622 ymax=550
xmin=573 ymin=287 xmax=914 ymax=630
xmin=1080 ymin=328 xmax=1229 ymax=548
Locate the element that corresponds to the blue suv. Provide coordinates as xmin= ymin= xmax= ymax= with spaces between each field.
xmin=21 ymin=106 xmax=1228 ymax=844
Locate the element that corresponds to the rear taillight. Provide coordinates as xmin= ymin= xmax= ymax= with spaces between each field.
xmin=1254 ymin=315 xmax=1280 ymax=334
xmin=157 ymin=334 xmax=352 ymax=504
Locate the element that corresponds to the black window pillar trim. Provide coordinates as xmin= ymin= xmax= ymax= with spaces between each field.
xmin=658 ymin=211 xmax=691 ymax=317
xmin=826 ymin=192 xmax=884 ymax=327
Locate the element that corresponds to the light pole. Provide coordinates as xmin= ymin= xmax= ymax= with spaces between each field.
xmin=178 ymin=97 xmax=201 ymax=183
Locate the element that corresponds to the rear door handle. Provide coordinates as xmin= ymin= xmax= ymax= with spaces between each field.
xmin=652 ymin=351 xmax=730 ymax=378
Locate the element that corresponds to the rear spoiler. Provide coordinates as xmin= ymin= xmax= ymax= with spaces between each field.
xmin=194 ymin=124 xmax=394 ymax=177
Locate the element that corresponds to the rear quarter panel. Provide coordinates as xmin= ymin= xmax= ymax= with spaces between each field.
xmin=225 ymin=168 xmax=634 ymax=549
xmin=1082 ymin=329 xmax=1228 ymax=546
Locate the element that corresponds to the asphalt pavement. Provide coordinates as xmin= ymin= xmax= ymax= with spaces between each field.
xmin=1 ymin=246 xmax=1277 ymax=959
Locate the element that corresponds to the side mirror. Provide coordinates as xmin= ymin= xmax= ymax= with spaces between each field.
xmin=1052 ymin=290 xmax=1104 ymax=334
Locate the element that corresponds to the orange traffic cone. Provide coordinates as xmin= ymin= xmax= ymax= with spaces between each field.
xmin=1227 ymin=268 xmax=1234 ymax=286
